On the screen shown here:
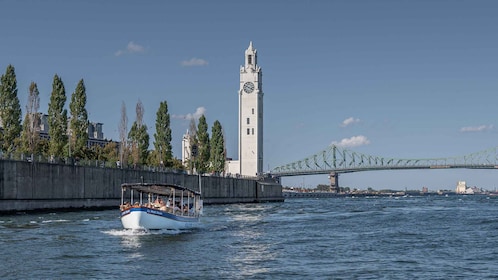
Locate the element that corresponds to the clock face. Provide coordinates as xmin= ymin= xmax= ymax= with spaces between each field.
xmin=243 ymin=82 xmax=255 ymax=93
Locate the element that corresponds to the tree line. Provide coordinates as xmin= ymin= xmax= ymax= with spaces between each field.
xmin=0 ymin=64 xmax=226 ymax=174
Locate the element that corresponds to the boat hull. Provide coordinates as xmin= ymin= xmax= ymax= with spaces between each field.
xmin=121 ymin=207 xmax=200 ymax=230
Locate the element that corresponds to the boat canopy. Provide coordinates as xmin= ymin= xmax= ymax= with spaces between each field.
xmin=121 ymin=183 xmax=201 ymax=197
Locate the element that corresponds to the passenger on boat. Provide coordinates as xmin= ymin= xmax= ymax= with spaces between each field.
xmin=152 ymin=197 xmax=160 ymax=208
xmin=120 ymin=201 xmax=132 ymax=211
xmin=174 ymin=202 xmax=181 ymax=213
xmin=159 ymin=199 xmax=167 ymax=211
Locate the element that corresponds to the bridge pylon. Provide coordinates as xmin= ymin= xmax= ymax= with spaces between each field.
xmin=328 ymin=172 xmax=339 ymax=193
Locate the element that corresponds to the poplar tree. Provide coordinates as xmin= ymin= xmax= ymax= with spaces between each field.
xmin=128 ymin=99 xmax=149 ymax=166
xmin=118 ymin=101 xmax=128 ymax=168
xmin=209 ymin=120 xmax=225 ymax=173
xmin=69 ymin=79 xmax=89 ymax=158
xmin=48 ymin=74 xmax=68 ymax=158
xmin=187 ymin=118 xmax=198 ymax=172
xmin=20 ymin=82 xmax=40 ymax=156
xmin=0 ymin=65 xmax=22 ymax=153
xmin=153 ymin=101 xmax=172 ymax=167
xmin=196 ymin=115 xmax=210 ymax=173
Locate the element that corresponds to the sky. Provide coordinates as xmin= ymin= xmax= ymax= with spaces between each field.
xmin=1 ymin=0 xmax=498 ymax=191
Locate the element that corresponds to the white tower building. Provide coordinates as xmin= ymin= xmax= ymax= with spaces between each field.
xmin=181 ymin=130 xmax=192 ymax=166
xmin=237 ymin=41 xmax=264 ymax=176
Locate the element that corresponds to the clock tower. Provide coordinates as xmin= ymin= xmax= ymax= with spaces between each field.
xmin=239 ymin=42 xmax=263 ymax=176
xmin=237 ymin=41 xmax=263 ymax=176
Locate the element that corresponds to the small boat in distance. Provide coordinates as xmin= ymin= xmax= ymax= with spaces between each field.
xmin=120 ymin=182 xmax=203 ymax=230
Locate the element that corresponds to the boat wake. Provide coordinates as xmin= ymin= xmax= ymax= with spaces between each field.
xmin=102 ymin=228 xmax=185 ymax=236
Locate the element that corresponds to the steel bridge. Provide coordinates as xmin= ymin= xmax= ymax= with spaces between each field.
xmin=269 ymin=145 xmax=498 ymax=187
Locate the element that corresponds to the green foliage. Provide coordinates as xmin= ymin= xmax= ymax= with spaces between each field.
xmin=37 ymin=138 xmax=49 ymax=156
xmin=69 ymin=79 xmax=89 ymax=158
xmin=101 ymin=141 xmax=119 ymax=162
xmin=196 ymin=115 xmax=210 ymax=173
xmin=0 ymin=64 xmax=225 ymax=173
xmin=0 ymin=65 xmax=22 ymax=153
xmin=88 ymin=144 xmax=103 ymax=161
xmin=48 ymin=74 xmax=68 ymax=158
xmin=171 ymin=158 xmax=185 ymax=170
xmin=153 ymin=101 xmax=173 ymax=167
xmin=20 ymin=116 xmax=32 ymax=154
xmin=209 ymin=120 xmax=225 ymax=173
xmin=128 ymin=100 xmax=149 ymax=166
xmin=128 ymin=122 xmax=149 ymax=166
xmin=186 ymin=119 xmax=198 ymax=172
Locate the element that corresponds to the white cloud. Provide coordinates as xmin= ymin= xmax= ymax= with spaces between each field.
xmin=340 ymin=117 xmax=360 ymax=127
xmin=331 ymin=135 xmax=370 ymax=148
xmin=181 ymin=58 xmax=209 ymax=67
xmin=115 ymin=41 xmax=145 ymax=56
xmin=460 ymin=124 xmax=493 ymax=132
xmin=172 ymin=107 xmax=207 ymax=120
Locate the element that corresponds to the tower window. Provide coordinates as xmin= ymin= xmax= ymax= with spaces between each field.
xmin=247 ymin=128 xmax=250 ymax=135
xmin=247 ymin=118 xmax=250 ymax=124
xmin=248 ymin=55 xmax=252 ymax=65
xmin=252 ymin=108 xmax=254 ymax=114
xmin=252 ymin=128 xmax=254 ymax=135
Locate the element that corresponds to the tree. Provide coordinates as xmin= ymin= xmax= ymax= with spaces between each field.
xmin=48 ymin=74 xmax=68 ymax=158
xmin=186 ymin=118 xmax=198 ymax=172
xmin=128 ymin=99 xmax=149 ymax=166
xmin=189 ymin=117 xmax=197 ymax=137
xmin=37 ymin=138 xmax=49 ymax=156
xmin=102 ymin=141 xmax=119 ymax=163
xmin=0 ymin=65 xmax=22 ymax=153
xmin=118 ymin=101 xmax=128 ymax=168
xmin=196 ymin=115 xmax=210 ymax=173
xmin=68 ymin=79 xmax=89 ymax=159
xmin=153 ymin=101 xmax=172 ymax=167
xmin=209 ymin=120 xmax=225 ymax=173
xmin=20 ymin=82 xmax=40 ymax=156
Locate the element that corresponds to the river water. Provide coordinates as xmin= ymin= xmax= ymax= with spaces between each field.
xmin=1 ymin=195 xmax=497 ymax=279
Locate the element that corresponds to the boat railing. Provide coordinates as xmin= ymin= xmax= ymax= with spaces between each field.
xmin=120 ymin=197 xmax=201 ymax=217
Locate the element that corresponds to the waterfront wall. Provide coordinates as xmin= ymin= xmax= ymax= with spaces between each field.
xmin=0 ymin=160 xmax=283 ymax=212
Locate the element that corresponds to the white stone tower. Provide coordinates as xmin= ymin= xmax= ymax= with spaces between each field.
xmin=238 ymin=41 xmax=264 ymax=176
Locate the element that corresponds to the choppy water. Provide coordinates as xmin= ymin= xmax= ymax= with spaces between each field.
xmin=1 ymin=195 xmax=497 ymax=279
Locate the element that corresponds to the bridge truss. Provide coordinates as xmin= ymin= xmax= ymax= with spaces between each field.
xmin=270 ymin=145 xmax=498 ymax=177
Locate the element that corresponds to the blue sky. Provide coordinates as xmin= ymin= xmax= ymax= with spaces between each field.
xmin=2 ymin=0 xmax=498 ymax=191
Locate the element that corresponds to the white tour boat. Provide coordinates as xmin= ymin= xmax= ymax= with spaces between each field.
xmin=120 ymin=182 xmax=203 ymax=230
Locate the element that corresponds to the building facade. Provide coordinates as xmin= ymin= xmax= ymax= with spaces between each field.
xmin=38 ymin=114 xmax=109 ymax=147
xmin=182 ymin=130 xmax=192 ymax=167
xmin=456 ymin=180 xmax=467 ymax=194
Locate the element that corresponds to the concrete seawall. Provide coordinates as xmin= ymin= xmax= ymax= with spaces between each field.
xmin=0 ymin=160 xmax=284 ymax=212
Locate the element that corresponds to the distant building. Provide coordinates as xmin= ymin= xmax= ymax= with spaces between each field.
xmin=181 ymin=130 xmax=192 ymax=166
xmin=37 ymin=113 xmax=112 ymax=148
xmin=88 ymin=122 xmax=104 ymax=140
xmin=456 ymin=181 xmax=467 ymax=194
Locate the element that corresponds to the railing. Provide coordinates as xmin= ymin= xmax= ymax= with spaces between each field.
xmin=0 ymin=152 xmax=264 ymax=181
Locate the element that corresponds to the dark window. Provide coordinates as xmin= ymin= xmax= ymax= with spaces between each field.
xmin=252 ymin=108 xmax=254 ymax=114
xmin=247 ymin=118 xmax=250 ymax=124
xmin=252 ymin=128 xmax=254 ymax=135
xmin=247 ymin=128 xmax=250 ymax=135
xmin=248 ymin=55 xmax=252 ymax=64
